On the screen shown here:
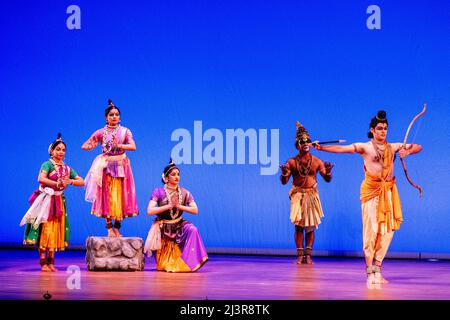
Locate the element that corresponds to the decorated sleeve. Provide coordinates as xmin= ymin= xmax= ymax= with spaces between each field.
xmin=186 ymin=191 xmax=195 ymax=205
xmin=124 ymin=128 xmax=134 ymax=144
xmin=69 ymin=167 xmax=78 ymax=179
xmin=92 ymin=129 xmax=103 ymax=141
xmin=150 ymin=188 xmax=162 ymax=202
xmin=40 ymin=161 xmax=53 ymax=173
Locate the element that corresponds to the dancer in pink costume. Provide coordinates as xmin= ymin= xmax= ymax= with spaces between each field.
xmin=82 ymin=99 xmax=139 ymax=237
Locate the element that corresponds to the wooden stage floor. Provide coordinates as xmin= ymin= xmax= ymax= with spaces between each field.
xmin=1 ymin=249 xmax=450 ymax=300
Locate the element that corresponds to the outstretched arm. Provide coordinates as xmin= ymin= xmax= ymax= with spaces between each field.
xmin=398 ymin=143 xmax=423 ymax=158
xmin=313 ymin=142 xmax=361 ymax=154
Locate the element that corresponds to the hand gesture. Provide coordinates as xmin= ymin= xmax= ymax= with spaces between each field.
xmin=82 ymin=137 xmax=98 ymax=150
xmin=311 ymin=141 xmax=321 ymax=150
xmin=111 ymin=135 xmax=119 ymax=148
xmin=62 ymin=177 xmax=72 ymax=189
xmin=324 ymin=161 xmax=335 ymax=174
xmin=279 ymin=164 xmax=291 ymax=176
xmin=167 ymin=201 xmax=175 ymax=210
xmin=56 ymin=179 xmax=67 ymax=190
xmin=398 ymin=146 xmax=409 ymax=159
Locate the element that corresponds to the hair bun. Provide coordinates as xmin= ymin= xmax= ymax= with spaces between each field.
xmin=377 ymin=110 xmax=386 ymax=119
xmin=57 ymin=132 xmax=62 ymax=139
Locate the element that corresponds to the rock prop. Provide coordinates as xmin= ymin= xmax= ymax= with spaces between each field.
xmin=85 ymin=236 xmax=145 ymax=271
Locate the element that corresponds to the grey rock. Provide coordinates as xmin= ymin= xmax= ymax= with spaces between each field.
xmin=121 ymin=242 xmax=136 ymax=258
xmin=85 ymin=236 xmax=145 ymax=271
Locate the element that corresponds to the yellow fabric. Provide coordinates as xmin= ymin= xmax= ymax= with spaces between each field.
xmin=107 ymin=175 xmax=124 ymax=220
xmin=360 ymin=143 xmax=403 ymax=232
xmin=39 ymin=197 xmax=67 ymax=251
xmin=156 ymin=238 xmax=192 ymax=272
xmin=289 ymin=185 xmax=324 ymax=227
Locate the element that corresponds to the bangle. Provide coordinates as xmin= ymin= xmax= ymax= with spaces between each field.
xmin=281 ymin=173 xmax=289 ymax=177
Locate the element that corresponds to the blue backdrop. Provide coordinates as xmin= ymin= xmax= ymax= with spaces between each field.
xmin=1 ymin=0 xmax=449 ymax=255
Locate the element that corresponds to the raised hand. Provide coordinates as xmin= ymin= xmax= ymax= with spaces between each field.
xmin=279 ymin=164 xmax=291 ymax=176
xmin=324 ymin=161 xmax=335 ymax=174
xmin=111 ymin=135 xmax=119 ymax=148
xmin=311 ymin=141 xmax=321 ymax=150
xmin=82 ymin=137 xmax=98 ymax=150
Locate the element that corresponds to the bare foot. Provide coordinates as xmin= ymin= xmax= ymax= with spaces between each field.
xmin=48 ymin=264 xmax=58 ymax=272
xmin=113 ymin=228 xmax=122 ymax=237
xmin=296 ymin=256 xmax=304 ymax=264
xmin=114 ymin=229 xmax=122 ymax=238
xmin=367 ymin=273 xmax=375 ymax=284
xmin=107 ymin=229 xmax=116 ymax=237
xmin=305 ymin=255 xmax=314 ymax=265
xmin=374 ymin=272 xmax=389 ymax=284
xmin=41 ymin=264 xmax=51 ymax=272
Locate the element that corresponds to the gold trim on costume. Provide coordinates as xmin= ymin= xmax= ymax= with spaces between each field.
xmin=191 ymin=256 xmax=209 ymax=272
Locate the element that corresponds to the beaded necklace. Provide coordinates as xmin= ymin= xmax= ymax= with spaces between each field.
xmin=102 ymin=124 xmax=120 ymax=154
xmin=295 ymin=153 xmax=312 ymax=177
xmin=294 ymin=153 xmax=312 ymax=188
xmin=164 ymin=184 xmax=183 ymax=219
xmin=49 ymin=157 xmax=67 ymax=188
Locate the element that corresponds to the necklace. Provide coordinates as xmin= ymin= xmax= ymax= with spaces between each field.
xmin=294 ymin=153 xmax=312 ymax=188
xmin=164 ymin=184 xmax=183 ymax=219
xmin=102 ymin=124 xmax=120 ymax=154
xmin=49 ymin=157 xmax=67 ymax=187
xmin=295 ymin=153 xmax=312 ymax=177
xmin=372 ymin=140 xmax=388 ymax=168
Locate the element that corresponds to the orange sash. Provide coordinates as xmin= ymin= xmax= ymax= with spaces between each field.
xmin=360 ymin=142 xmax=403 ymax=231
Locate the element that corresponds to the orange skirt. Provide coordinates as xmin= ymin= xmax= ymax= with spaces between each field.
xmin=155 ymin=238 xmax=191 ymax=272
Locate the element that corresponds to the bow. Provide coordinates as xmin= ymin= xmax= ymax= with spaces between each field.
xmin=400 ymin=103 xmax=426 ymax=197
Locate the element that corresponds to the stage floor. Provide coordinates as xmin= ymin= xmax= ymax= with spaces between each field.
xmin=1 ymin=249 xmax=449 ymax=300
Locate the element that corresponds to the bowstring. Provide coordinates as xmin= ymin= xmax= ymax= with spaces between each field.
xmin=408 ymin=115 xmax=425 ymax=189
